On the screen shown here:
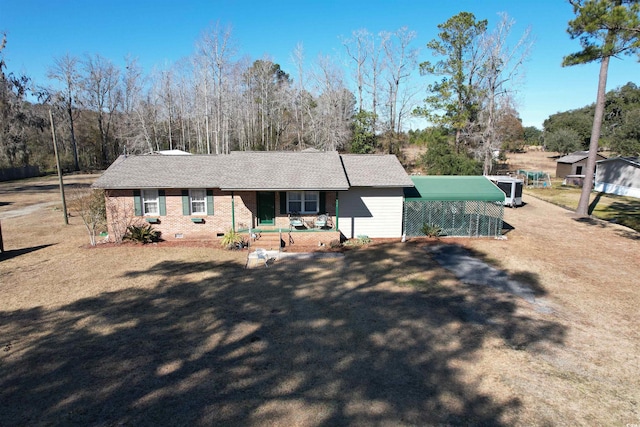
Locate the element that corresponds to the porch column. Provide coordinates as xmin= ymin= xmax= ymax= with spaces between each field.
xmin=231 ymin=191 xmax=236 ymax=232
xmin=335 ymin=191 xmax=339 ymax=230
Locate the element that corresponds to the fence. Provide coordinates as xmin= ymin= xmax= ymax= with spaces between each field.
xmin=404 ymin=200 xmax=504 ymax=238
xmin=0 ymin=165 xmax=40 ymax=182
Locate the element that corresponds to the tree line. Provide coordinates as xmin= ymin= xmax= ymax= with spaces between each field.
xmin=1 ymin=2 xmax=638 ymax=179
xmin=0 ymin=23 xmax=421 ymax=172
xmin=544 ymin=82 xmax=640 ymax=155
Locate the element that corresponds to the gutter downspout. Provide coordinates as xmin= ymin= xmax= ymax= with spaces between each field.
xmin=231 ymin=191 xmax=235 ymax=232
xmin=335 ymin=191 xmax=339 ymax=231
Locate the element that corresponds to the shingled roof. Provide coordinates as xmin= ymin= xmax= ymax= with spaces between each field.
xmin=597 ymin=156 xmax=640 ymax=167
xmin=94 ymin=151 xmax=413 ymax=191
xmin=222 ymin=151 xmax=349 ymax=190
xmin=557 ymin=151 xmax=606 ymax=164
xmin=340 ymin=154 xmax=414 ymax=187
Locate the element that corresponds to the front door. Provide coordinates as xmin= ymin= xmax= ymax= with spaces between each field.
xmin=257 ymin=192 xmax=275 ymax=226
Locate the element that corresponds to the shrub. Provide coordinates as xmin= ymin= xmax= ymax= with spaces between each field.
xmin=421 ymin=223 xmax=443 ymax=238
xmin=356 ymin=235 xmax=371 ymax=244
xmin=221 ymin=229 xmax=246 ymax=250
xmin=68 ymin=188 xmax=106 ymax=246
xmin=123 ymin=224 xmax=161 ymax=244
xmin=329 ymin=239 xmax=342 ymax=249
xmin=343 ymin=235 xmax=372 ymax=247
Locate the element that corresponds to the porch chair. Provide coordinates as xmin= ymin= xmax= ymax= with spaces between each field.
xmin=315 ymin=213 xmax=332 ymax=229
xmin=289 ymin=212 xmax=306 ymax=229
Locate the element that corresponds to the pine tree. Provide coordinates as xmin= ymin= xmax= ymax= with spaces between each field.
xmin=563 ymin=0 xmax=640 ymax=216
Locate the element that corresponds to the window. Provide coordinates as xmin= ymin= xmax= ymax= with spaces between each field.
xmin=304 ymin=192 xmax=318 ymax=212
xmin=182 ymin=189 xmax=213 ymax=216
xmin=288 ymin=192 xmax=302 ymax=213
xmin=141 ymin=189 xmax=159 ymax=215
xmin=190 ymin=189 xmax=206 ymax=214
xmin=287 ymin=191 xmax=319 ymax=214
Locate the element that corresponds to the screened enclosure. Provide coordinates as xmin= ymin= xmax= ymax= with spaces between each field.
xmin=404 ymin=176 xmax=505 ymax=238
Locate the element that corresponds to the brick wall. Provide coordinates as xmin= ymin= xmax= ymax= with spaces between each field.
xmin=104 ymin=189 xmax=339 ymax=242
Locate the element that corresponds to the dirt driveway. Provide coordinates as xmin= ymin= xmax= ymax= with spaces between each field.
xmin=1 ymin=176 xmax=639 ymax=425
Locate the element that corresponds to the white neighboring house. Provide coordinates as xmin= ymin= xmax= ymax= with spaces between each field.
xmin=594 ymin=157 xmax=640 ymax=199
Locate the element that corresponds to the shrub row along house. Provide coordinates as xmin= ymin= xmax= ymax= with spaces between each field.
xmin=92 ymin=150 xmax=414 ymax=246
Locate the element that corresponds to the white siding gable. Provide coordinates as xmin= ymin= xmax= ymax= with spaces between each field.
xmin=339 ymin=187 xmax=405 ymax=238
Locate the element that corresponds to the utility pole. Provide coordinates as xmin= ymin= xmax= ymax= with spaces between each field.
xmin=49 ymin=108 xmax=68 ymax=225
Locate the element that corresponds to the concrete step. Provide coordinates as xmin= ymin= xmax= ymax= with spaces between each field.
xmin=246 ymin=232 xmax=285 ymax=251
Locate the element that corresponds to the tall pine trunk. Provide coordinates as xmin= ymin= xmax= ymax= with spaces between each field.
xmin=576 ymin=55 xmax=609 ymax=217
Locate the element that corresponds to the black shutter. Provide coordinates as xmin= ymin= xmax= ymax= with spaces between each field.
xmin=159 ymin=190 xmax=166 ymax=216
xmin=206 ymin=189 xmax=214 ymax=215
xmin=133 ymin=190 xmax=142 ymax=216
xmin=182 ymin=190 xmax=190 ymax=215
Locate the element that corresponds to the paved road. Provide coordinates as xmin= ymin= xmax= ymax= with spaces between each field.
xmin=0 ymin=202 xmax=58 ymax=220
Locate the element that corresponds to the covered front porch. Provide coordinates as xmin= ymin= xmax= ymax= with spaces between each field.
xmin=229 ymin=190 xmax=342 ymax=250
xmin=238 ymin=227 xmax=342 ymax=251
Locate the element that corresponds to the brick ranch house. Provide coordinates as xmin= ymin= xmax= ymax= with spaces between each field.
xmin=92 ymin=150 xmax=414 ymax=247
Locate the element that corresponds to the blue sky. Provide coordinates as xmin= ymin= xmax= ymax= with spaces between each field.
xmin=1 ymin=0 xmax=638 ymax=129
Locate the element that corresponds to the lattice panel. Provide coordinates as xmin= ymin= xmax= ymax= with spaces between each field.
xmin=404 ymin=200 xmax=504 ymax=238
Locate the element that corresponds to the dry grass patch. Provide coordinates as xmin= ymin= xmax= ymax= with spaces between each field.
xmin=527 ymin=184 xmax=640 ymax=232
xmin=505 ymin=149 xmax=640 ymax=232
xmin=1 ymin=173 xmax=640 ymax=426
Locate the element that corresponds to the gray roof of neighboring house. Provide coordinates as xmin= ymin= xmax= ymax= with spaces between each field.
xmin=95 ymin=151 xmax=414 ymax=191
xmin=340 ymin=154 xmax=414 ymax=187
xmin=597 ymin=156 xmax=640 ymax=167
xmin=557 ymin=151 xmax=606 ymax=164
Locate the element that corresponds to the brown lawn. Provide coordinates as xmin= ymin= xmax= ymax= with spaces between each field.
xmin=0 ymin=170 xmax=639 ymax=426
xmin=504 ymin=149 xmax=561 ymax=176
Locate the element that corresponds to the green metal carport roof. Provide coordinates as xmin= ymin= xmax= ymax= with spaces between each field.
xmin=404 ymin=176 xmax=505 ymax=202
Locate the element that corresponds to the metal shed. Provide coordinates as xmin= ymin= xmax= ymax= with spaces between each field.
xmin=404 ymin=176 xmax=505 ymax=238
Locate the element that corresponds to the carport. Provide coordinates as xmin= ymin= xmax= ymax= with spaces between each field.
xmin=404 ymin=176 xmax=505 ymax=238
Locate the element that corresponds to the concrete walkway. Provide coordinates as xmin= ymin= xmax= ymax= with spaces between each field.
xmin=425 ymin=244 xmax=551 ymax=313
xmin=246 ymin=248 xmax=344 ymax=268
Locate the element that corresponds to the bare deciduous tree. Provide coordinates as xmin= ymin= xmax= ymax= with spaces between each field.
xmin=310 ymin=55 xmax=355 ymax=151
xmin=68 ymin=187 xmax=106 ymax=246
xmin=290 ymin=42 xmax=310 ymax=149
xmin=380 ymin=26 xmax=419 ymax=134
xmin=118 ymin=56 xmax=152 ymax=154
xmin=104 ymin=191 xmax=137 ymax=243
xmin=476 ymin=13 xmax=532 ymax=175
xmin=342 ymin=29 xmax=370 ymax=113
xmin=81 ymin=54 xmax=122 ymax=165
xmin=47 ymin=53 xmax=81 ymax=171
xmin=196 ymin=22 xmax=237 ymax=154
